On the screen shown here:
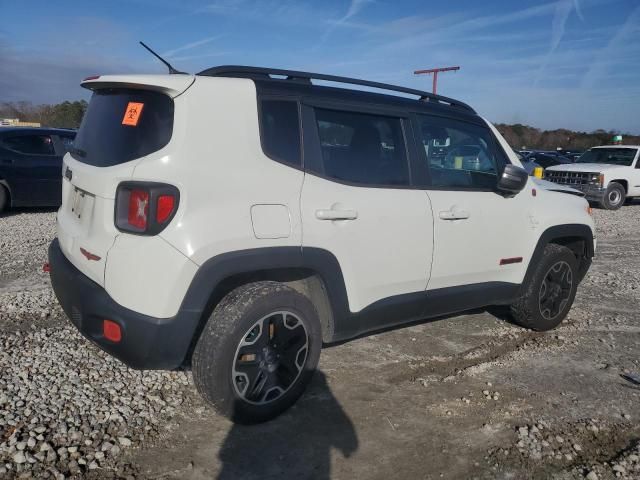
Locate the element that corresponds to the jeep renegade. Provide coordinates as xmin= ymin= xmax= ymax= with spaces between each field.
xmin=48 ymin=67 xmax=595 ymax=423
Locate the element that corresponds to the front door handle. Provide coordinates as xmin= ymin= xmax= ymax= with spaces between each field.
xmin=316 ymin=208 xmax=358 ymax=221
xmin=439 ymin=208 xmax=470 ymax=220
xmin=0 ymin=158 xmax=13 ymax=165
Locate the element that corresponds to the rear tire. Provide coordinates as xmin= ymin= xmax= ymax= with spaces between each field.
xmin=0 ymin=185 xmax=7 ymax=213
xmin=509 ymin=244 xmax=578 ymax=331
xmin=192 ymin=281 xmax=322 ymax=424
xmin=600 ymin=182 xmax=625 ymax=210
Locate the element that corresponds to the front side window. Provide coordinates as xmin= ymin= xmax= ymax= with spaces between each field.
xmin=417 ymin=115 xmax=504 ymax=189
xmin=576 ymin=148 xmax=637 ymax=167
xmin=313 ymin=108 xmax=410 ymax=186
xmin=3 ymin=135 xmax=55 ymax=155
xmin=260 ymin=100 xmax=301 ymax=167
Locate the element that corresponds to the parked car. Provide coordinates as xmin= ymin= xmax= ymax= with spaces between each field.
xmin=520 ymin=158 xmax=540 ymax=175
xmin=525 ymin=152 xmax=573 ymax=169
xmin=0 ymin=127 xmax=76 ymax=211
xmin=48 ymin=67 xmax=595 ymax=423
xmin=557 ymin=150 xmax=583 ymax=162
xmin=545 ymin=145 xmax=640 ymax=209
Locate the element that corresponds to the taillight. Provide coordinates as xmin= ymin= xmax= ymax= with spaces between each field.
xmin=127 ymin=189 xmax=149 ymax=230
xmin=115 ymin=182 xmax=179 ymax=235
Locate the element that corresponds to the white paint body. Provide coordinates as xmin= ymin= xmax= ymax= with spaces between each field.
xmin=56 ymin=74 xmax=595 ymax=319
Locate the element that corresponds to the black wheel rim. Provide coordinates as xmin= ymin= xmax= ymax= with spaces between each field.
xmin=538 ymin=261 xmax=573 ymax=320
xmin=232 ymin=311 xmax=309 ymax=405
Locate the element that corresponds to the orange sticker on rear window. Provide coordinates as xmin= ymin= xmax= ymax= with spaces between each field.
xmin=122 ymin=102 xmax=144 ymax=126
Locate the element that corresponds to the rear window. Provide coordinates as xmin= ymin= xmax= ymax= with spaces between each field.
xmin=71 ymin=88 xmax=174 ymax=167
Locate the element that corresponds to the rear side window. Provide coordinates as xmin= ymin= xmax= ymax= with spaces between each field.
xmin=313 ymin=108 xmax=410 ymax=186
xmin=3 ymin=135 xmax=55 ymax=155
xmin=416 ymin=115 xmax=505 ymax=189
xmin=260 ymin=100 xmax=301 ymax=167
xmin=72 ymin=89 xmax=174 ymax=167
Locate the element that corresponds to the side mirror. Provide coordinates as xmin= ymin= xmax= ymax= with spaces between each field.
xmin=497 ymin=164 xmax=528 ymax=196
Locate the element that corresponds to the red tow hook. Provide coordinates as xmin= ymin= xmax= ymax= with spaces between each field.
xmin=43 ymin=262 xmax=51 ymax=273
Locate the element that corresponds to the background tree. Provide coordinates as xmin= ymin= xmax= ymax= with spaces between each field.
xmin=0 ymin=100 xmax=88 ymax=129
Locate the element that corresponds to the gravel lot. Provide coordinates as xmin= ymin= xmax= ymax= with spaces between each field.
xmin=1 ymin=202 xmax=639 ymax=480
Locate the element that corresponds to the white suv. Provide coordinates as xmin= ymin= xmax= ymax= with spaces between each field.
xmin=545 ymin=145 xmax=640 ymax=210
xmin=48 ymin=67 xmax=595 ymax=423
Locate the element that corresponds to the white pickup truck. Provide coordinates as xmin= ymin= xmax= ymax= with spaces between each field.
xmin=545 ymin=145 xmax=640 ymax=209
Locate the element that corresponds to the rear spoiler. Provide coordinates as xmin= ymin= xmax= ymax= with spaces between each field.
xmin=81 ymin=74 xmax=195 ymax=98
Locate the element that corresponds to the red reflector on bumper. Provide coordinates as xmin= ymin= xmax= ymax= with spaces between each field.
xmin=43 ymin=263 xmax=51 ymax=273
xmin=103 ymin=320 xmax=122 ymax=342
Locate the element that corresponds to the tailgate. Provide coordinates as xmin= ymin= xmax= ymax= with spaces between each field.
xmin=57 ymin=156 xmax=136 ymax=287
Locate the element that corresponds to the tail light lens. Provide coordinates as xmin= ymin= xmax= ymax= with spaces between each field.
xmin=115 ymin=182 xmax=179 ymax=235
xmin=127 ymin=189 xmax=149 ymax=229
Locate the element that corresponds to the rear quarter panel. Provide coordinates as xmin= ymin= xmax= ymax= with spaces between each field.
xmin=132 ymin=77 xmax=305 ymax=266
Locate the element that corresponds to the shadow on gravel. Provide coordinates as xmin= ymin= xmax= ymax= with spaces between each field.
xmin=216 ymin=371 xmax=358 ymax=480
xmin=0 ymin=206 xmax=58 ymax=218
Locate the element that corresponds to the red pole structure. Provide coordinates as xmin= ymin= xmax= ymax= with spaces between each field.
xmin=414 ymin=66 xmax=460 ymax=95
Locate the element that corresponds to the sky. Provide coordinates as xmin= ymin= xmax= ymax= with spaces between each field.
xmin=1 ymin=0 xmax=639 ymax=133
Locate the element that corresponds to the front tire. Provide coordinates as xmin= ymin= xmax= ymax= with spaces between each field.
xmin=510 ymin=244 xmax=579 ymax=331
xmin=192 ymin=281 xmax=322 ymax=424
xmin=601 ymin=182 xmax=625 ymax=210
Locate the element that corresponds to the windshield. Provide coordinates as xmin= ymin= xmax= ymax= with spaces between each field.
xmin=576 ymin=148 xmax=637 ymax=166
xmin=72 ymin=88 xmax=174 ymax=167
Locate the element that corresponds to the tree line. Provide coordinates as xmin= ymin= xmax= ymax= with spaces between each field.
xmin=495 ymin=123 xmax=640 ymax=151
xmin=0 ymin=100 xmax=88 ymax=130
xmin=1 ymin=100 xmax=638 ymax=151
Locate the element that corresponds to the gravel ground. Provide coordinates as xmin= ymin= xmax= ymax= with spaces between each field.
xmin=1 ymin=203 xmax=639 ymax=479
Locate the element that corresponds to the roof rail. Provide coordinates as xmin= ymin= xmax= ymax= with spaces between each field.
xmin=197 ymin=65 xmax=475 ymax=112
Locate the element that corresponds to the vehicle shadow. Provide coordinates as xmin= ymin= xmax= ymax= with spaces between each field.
xmin=216 ymin=370 xmax=358 ymax=480
xmin=0 ymin=206 xmax=58 ymax=218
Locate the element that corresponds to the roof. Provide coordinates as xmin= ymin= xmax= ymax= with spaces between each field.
xmin=197 ymin=65 xmax=475 ymax=114
xmin=591 ymin=145 xmax=640 ymax=149
xmin=0 ymin=126 xmax=76 ymax=134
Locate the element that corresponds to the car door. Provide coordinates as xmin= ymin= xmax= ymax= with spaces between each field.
xmin=412 ymin=113 xmax=533 ymax=291
xmin=300 ymin=103 xmax=434 ymax=313
xmin=0 ymin=132 xmax=59 ymax=205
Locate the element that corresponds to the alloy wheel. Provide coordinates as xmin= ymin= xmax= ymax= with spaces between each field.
xmin=538 ymin=261 xmax=573 ymax=320
xmin=232 ymin=311 xmax=309 ymax=405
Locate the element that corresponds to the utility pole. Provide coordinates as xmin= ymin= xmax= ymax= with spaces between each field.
xmin=414 ymin=66 xmax=460 ymax=95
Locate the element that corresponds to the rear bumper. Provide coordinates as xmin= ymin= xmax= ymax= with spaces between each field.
xmin=48 ymin=238 xmax=200 ymax=370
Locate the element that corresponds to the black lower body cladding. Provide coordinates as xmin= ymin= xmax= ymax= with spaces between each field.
xmin=48 ymin=239 xmax=199 ymax=369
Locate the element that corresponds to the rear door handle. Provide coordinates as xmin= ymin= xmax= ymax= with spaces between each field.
xmin=439 ymin=209 xmax=470 ymax=220
xmin=316 ymin=209 xmax=358 ymax=221
xmin=0 ymin=158 xmax=13 ymax=165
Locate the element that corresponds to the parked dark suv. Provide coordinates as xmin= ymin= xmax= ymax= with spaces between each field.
xmin=0 ymin=127 xmax=76 ymax=211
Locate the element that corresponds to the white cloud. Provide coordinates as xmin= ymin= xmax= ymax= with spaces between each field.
xmin=161 ymin=35 xmax=223 ymax=58
xmin=582 ymin=5 xmax=640 ymax=88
